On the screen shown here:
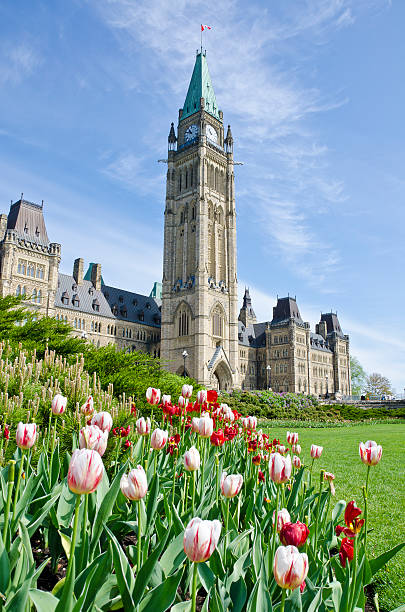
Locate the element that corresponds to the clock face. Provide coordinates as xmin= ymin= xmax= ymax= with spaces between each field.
xmin=206 ymin=125 xmax=218 ymax=143
xmin=184 ymin=124 xmax=199 ymax=142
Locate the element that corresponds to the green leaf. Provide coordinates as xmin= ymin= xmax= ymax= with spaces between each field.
xmin=390 ymin=606 xmax=405 ymax=612
xmin=133 ymin=531 xmax=170 ymax=607
xmin=56 ymin=481 xmax=77 ymax=528
xmin=29 ymin=589 xmax=59 ymax=612
xmin=287 ymin=467 xmax=305 ymax=512
xmin=59 ymin=532 xmax=71 ymax=561
xmin=252 ymin=529 xmax=262 ymax=581
xmin=0 ymin=533 xmax=10 ymax=595
xmin=368 ymin=542 xmax=405 ymax=579
xmin=285 ymin=587 xmax=302 ymax=612
xmin=160 ymin=532 xmax=186 ymax=577
xmin=332 ymin=500 xmax=346 ymax=522
xmin=138 ymin=566 xmax=183 ymax=612
xmin=230 ymin=575 xmax=247 ymax=612
xmin=171 ymin=603 xmax=192 ymax=612
xmin=306 ymin=588 xmax=322 ymax=612
xmin=146 ymin=472 xmax=160 ymax=530
xmin=55 ymin=557 xmax=76 ymax=612
xmin=105 ymin=525 xmax=135 ymax=610
xmin=198 ymin=562 xmax=216 ymax=594
xmin=246 ymin=575 xmax=272 ymax=612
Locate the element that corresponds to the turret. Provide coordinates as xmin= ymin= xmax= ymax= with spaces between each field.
xmin=225 ymin=125 xmax=233 ymax=154
xmin=168 ymin=122 xmax=177 ymax=151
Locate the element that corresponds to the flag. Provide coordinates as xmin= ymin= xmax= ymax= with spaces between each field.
xmin=201 ymin=24 xmax=212 ymax=31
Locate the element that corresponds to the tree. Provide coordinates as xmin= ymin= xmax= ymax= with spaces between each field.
xmin=350 ymin=356 xmax=367 ymax=395
xmin=364 ymin=372 xmax=393 ymax=397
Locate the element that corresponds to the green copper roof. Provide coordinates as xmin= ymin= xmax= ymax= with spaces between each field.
xmin=181 ymin=52 xmax=221 ymax=122
xmin=84 ymin=263 xmax=105 ymax=286
xmin=149 ymin=281 xmax=162 ymax=299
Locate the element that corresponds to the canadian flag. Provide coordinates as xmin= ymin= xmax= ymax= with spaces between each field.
xmin=201 ymin=24 xmax=212 ymax=31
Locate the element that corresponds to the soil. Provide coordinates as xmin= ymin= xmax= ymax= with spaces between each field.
xmin=31 ymin=534 xmax=67 ymax=592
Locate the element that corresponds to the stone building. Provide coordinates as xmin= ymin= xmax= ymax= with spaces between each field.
xmin=0 ymin=50 xmax=351 ymax=397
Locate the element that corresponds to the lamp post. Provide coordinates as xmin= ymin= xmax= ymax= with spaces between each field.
xmin=182 ymin=350 xmax=189 ymax=378
xmin=326 ymin=375 xmax=329 ymax=399
xmin=266 ymin=365 xmax=271 ymax=391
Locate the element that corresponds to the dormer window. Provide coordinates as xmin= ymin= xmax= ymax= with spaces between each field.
xmin=35 ymin=227 xmax=40 ymax=237
xmin=104 ymin=291 xmax=109 ymax=299
xmin=132 ymin=299 xmax=138 ymax=306
xmin=92 ymin=298 xmax=100 ymax=312
xmin=72 ymin=295 xmax=80 ymax=307
xmin=138 ymin=311 xmax=144 ymax=322
xmin=72 ymin=284 xmax=77 ymax=292
xmin=145 ymin=302 xmax=151 ymax=310
xmin=88 ymin=287 xmax=94 ymax=295
xmin=121 ymin=307 xmax=127 ymax=318
xmin=61 ymin=291 xmax=69 ymax=305
xmin=24 ymin=224 xmax=28 ymax=233
xmin=112 ymin=304 xmax=118 ymax=316
xmin=119 ymin=296 xmax=124 ymax=304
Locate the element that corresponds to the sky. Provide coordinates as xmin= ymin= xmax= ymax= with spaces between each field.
xmin=0 ymin=0 xmax=404 ymax=391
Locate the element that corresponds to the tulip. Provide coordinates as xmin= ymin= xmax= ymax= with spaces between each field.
xmin=184 ymin=446 xmax=200 ymax=471
xmin=91 ymin=411 xmax=113 ymax=433
xmin=79 ymin=425 xmax=108 ymax=457
xmin=196 ymin=389 xmax=207 ymax=404
xmin=286 ymin=431 xmax=298 ymax=444
xmin=120 ymin=465 xmax=148 ymax=500
xmin=206 ymin=390 xmax=218 ymax=404
xmin=3 ymin=424 xmax=9 ymax=440
xmin=182 ymin=384 xmax=193 ymax=398
xmin=198 ymin=416 xmax=213 ymax=438
xmin=277 ymin=444 xmax=287 ymax=454
xmin=183 ymin=517 xmax=221 ymax=563
xmin=16 ymin=422 xmax=37 ymax=450
xmin=269 ymin=452 xmax=292 ymax=484
xmin=191 ymin=417 xmax=200 ymax=433
xmin=210 ymin=429 xmax=225 ymax=446
xmin=293 ymin=455 xmax=301 ymax=469
xmin=220 ymin=472 xmax=243 ymax=498
xmin=273 ymin=507 xmax=291 ymax=532
xmin=81 ymin=396 xmax=94 ymax=415
xmin=178 ymin=396 xmax=189 ymax=410
xmin=161 ymin=394 xmax=171 ymax=407
xmin=273 ymin=545 xmax=308 ymax=590
xmin=146 ymin=387 xmax=161 ymax=405
xmin=136 ymin=417 xmax=151 ymax=436
xmin=280 ymin=521 xmax=309 ymax=548
xmin=242 ymin=415 xmax=257 ymax=430
xmin=150 ymin=428 xmax=168 ymax=450
xmin=324 ymin=471 xmax=335 ymax=495
xmin=67 ymin=448 xmax=103 ymax=495
xmin=359 ymin=440 xmax=382 ymax=466
xmin=51 ymin=394 xmax=67 ymax=415
xmin=339 ymin=537 xmax=354 ymax=567
xmin=292 ymin=444 xmax=301 ymax=455
xmin=310 ymin=444 xmax=323 ymax=459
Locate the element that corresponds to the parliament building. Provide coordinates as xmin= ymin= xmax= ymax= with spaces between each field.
xmin=0 ymin=51 xmax=351 ymax=397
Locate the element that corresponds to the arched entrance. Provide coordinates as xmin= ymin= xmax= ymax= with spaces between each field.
xmin=211 ymin=360 xmax=233 ymax=391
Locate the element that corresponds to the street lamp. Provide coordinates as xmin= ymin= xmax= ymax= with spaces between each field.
xmin=266 ymin=365 xmax=271 ymax=390
xmin=326 ymin=375 xmax=329 ymax=399
xmin=182 ymin=350 xmax=189 ymax=378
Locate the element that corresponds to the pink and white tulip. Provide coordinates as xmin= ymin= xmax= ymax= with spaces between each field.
xmin=242 ymin=415 xmax=257 ymax=430
xmin=198 ymin=416 xmax=214 ymax=438
xmin=161 ymin=395 xmax=171 ymax=407
xmin=184 ymin=446 xmax=200 ymax=471
xmin=191 ymin=417 xmax=200 ymax=433
xmin=150 ymin=428 xmax=168 ymax=450
xmin=292 ymin=444 xmax=302 ymax=455
xmin=67 ymin=448 xmax=103 ymax=494
xmin=220 ymin=472 xmax=243 ymax=498
xmin=287 ymin=431 xmax=298 ymax=444
xmin=324 ymin=471 xmax=336 ymax=495
xmin=310 ymin=444 xmax=323 ymax=459
xmin=269 ymin=452 xmax=292 ymax=484
xmin=16 ymin=422 xmax=37 ymax=450
xmin=178 ymin=396 xmax=189 ymax=410
xmin=359 ymin=440 xmax=382 ymax=466
xmin=91 ymin=411 xmax=113 ymax=433
xmin=293 ymin=455 xmax=302 ymax=469
xmin=196 ymin=390 xmax=207 ymax=405
xmin=183 ymin=517 xmax=221 ymax=563
xmin=51 ymin=394 xmax=67 ymax=415
xmin=146 ymin=387 xmax=161 ymax=405
xmin=79 ymin=425 xmax=108 ymax=457
xmin=182 ymin=384 xmax=193 ymax=398
xmin=136 ymin=417 xmax=151 ymax=436
xmin=81 ymin=396 xmax=94 ymax=415
xmin=273 ymin=545 xmax=308 ymax=590
xmin=273 ymin=507 xmax=291 ymax=532
xmin=120 ymin=465 xmax=148 ymax=500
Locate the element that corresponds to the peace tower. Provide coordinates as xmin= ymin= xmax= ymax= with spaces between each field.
xmin=160 ymin=51 xmax=240 ymax=389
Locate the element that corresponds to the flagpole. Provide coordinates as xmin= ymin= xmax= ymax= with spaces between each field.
xmin=200 ymin=25 xmax=202 ymax=53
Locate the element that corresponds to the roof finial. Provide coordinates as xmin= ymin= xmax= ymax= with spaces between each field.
xmin=21 ymin=192 xmax=23 ymax=201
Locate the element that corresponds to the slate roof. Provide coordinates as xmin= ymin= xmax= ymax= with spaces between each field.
xmin=56 ymin=274 xmax=114 ymax=318
xmin=101 ymin=285 xmax=161 ymax=328
xmin=6 ymin=199 xmax=50 ymax=246
xmin=238 ymin=320 xmax=267 ymax=348
xmin=271 ymin=297 xmax=304 ymax=326
xmin=321 ymin=313 xmax=345 ymax=338
xmin=181 ymin=51 xmax=221 ymax=121
xmin=310 ymin=333 xmax=332 ymax=353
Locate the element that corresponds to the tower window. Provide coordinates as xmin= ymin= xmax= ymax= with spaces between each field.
xmin=178 ymin=308 xmax=190 ymax=337
xmin=212 ymin=306 xmax=224 ymax=338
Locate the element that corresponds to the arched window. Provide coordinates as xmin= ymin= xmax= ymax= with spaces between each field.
xmin=32 ymin=289 xmax=37 ymax=303
xmin=178 ymin=306 xmax=190 ymax=337
xmin=37 ymin=290 xmax=42 ymax=304
xmin=212 ymin=305 xmax=224 ymax=338
xmin=16 ymin=285 xmax=21 ymax=296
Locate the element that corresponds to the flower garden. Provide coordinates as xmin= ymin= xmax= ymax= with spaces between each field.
xmin=0 ymin=343 xmax=404 ymax=611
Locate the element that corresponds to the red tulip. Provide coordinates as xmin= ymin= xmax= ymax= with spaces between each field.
xmin=324 ymin=471 xmax=336 ymax=495
xmin=182 ymin=384 xmax=193 ymax=398
xmin=339 ymin=538 xmax=354 ymax=567
xmin=197 ymin=390 xmax=207 ymax=405
xmin=280 ymin=521 xmax=309 ymax=548
xmin=206 ymin=390 xmax=218 ymax=404
xmin=211 ymin=429 xmax=225 ymax=446
xmin=293 ymin=455 xmax=301 ymax=469
xmin=258 ymin=469 xmax=265 ymax=482
xmin=3 ymin=424 xmax=10 ymax=440
xmin=336 ymin=500 xmax=364 ymax=537
xmin=252 ymin=454 xmax=261 ymax=466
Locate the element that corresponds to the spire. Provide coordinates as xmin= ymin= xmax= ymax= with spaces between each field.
xmin=225 ymin=124 xmax=233 ymax=153
xmin=181 ymin=51 xmax=220 ymax=121
xmin=239 ymin=287 xmax=256 ymax=326
xmin=168 ymin=122 xmax=177 ymax=151
xmin=243 ymin=287 xmax=252 ymax=308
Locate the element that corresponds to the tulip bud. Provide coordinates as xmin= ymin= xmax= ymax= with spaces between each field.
xmin=91 ymin=411 xmax=113 ymax=433
xmin=293 ymin=455 xmax=301 ymax=469
xmin=196 ymin=390 xmax=207 ymax=404
xmin=182 ymin=384 xmax=193 ymax=398
xmin=120 ymin=465 xmax=148 ymax=500
xmin=161 ymin=395 xmax=171 ymax=407
xmin=191 ymin=417 xmax=200 ymax=433
xmin=68 ymin=448 xmax=103 ymax=494
xmin=310 ymin=444 xmax=323 ymax=459
xmin=79 ymin=425 xmax=108 ymax=457
xmin=81 ymin=396 xmax=94 ymax=415
xmin=269 ymin=452 xmax=292 ymax=484
xmin=359 ymin=440 xmax=382 ymax=466
xmin=286 ymin=431 xmax=298 ymax=444
xmin=51 ymin=394 xmax=67 ymax=415
xmin=146 ymin=387 xmax=161 ymax=405
xmin=150 ymin=428 xmax=168 ymax=450
xmin=136 ymin=417 xmax=151 ymax=436
xmin=324 ymin=471 xmax=336 ymax=495
xmin=280 ymin=521 xmax=309 ymax=547
xmin=16 ymin=422 xmax=37 ymax=450
xmin=273 ymin=507 xmax=291 ymax=532
xmin=178 ymin=396 xmax=189 ymax=409
xmin=220 ymin=472 xmax=243 ymax=498
xmin=247 ymin=416 xmax=257 ymax=430
xmin=198 ymin=416 xmax=213 ymax=438
xmin=273 ymin=545 xmax=308 ymax=590
xmin=184 ymin=446 xmax=200 ymax=471
xmin=183 ymin=517 xmax=221 ymax=562
xmin=292 ymin=444 xmax=301 ymax=455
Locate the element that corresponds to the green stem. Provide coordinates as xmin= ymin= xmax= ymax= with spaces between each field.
xmin=137 ymin=500 xmax=142 ymax=571
xmin=192 ymin=470 xmax=196 ymax=515
xmin=171 ymin=459 xmax=177 ymax=506
xmin=154 ymin=451 xmax=157 ymax=477
xmin=140 ymin=436 xmax=145 ymax=466
xmin=349 ymin=535 xmax=358 ymax=610
xmin=280 ymin=589 xmax=287 ymax=612
xmin=11 ymin=451 xmax=25 ymax=522
xmin=215 ymin=454 xmax=220 ymax=507
xmin=66 ymin=495 xmax=81 ymax=584
xmin=3 ymin=460 xmax=15 ymax=546
xmin=191 ymin=562 xmax=198 ymax=612
xmin=314 ymin=471 xmax=324 ymax=553
xmin=269 ymin=485 xmax=280 ymax=579
xmin=201 ymin=438 xmax=206 ymax=496
xmin=181 ymin=473 xmax=187 ymax=515
xmin=185 ymin=473 xmax=189 ymax=513
xmin=114 ymin=438 xmax=122 ymax=476
xmin=364 ymin=465 xmax=371 ymax=551
xmin=47 ymin=410 xmax=52 ymax=453
xmin=225 ymin=497 xmax=230 ymax=566
xmin=79 ymin=493 xmax=88 ymax=572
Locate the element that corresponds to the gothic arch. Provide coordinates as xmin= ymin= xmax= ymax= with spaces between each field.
xmin=210 ymin=360 xmax=232 ymax=391
xmin=174 ymin=300 xmax=193 ymax=337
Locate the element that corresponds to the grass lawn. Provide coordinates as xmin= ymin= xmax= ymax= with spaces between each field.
xmin=264 ymin=422 xmax=405 ymax=611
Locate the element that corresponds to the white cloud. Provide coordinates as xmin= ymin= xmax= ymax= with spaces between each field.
xmin=102 ymin=151 xmax=164 ymax=194
xmin=0 ymin=43 xmax=41 ymax=84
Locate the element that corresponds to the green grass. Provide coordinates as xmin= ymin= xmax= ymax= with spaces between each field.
xmin=264 ymin=423 xmax=405 ymax=611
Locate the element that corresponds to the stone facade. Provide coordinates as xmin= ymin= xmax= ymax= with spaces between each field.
xmin=0 ymin=51 xmax=351 ymax=397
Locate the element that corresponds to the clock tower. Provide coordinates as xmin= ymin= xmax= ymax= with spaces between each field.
xmin=160 ymin=50 xmax=239 ymax=389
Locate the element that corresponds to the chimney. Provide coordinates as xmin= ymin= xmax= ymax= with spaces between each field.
xmin=73 ymin=258 xmax=84 ymax=285
xmin=316 ymin=320 xmax=327 ymax=339
xmin=0 ymin=214 xmax=8 ymax=240
xmin=91 ymin=263 xmax=102 ymax=291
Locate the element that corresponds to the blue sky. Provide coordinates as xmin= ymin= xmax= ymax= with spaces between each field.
xmin=0 ymin=0 xmax=404 ymax=391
